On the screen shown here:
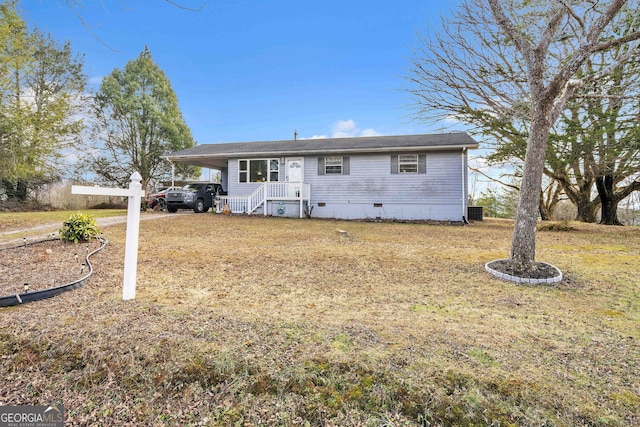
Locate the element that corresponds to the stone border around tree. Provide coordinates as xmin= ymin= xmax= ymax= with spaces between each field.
xmin=484 ymin=258 xmax=563 ymax=284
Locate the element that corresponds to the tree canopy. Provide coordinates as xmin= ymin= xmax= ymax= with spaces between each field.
xmin=90 ymin=47 xmax=199 ymax=191
xmin=0 ymin=0 xmax=86 ymax=201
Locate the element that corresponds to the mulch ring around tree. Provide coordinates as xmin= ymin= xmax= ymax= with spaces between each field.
xmin=485 ymin=258 xmax=563 ymax=284
xmin=0 ymin=239 xmax=104 ymax=297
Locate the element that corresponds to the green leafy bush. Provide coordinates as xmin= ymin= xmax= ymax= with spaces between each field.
xmin=59 ymin=213 xmax=101 ymax=243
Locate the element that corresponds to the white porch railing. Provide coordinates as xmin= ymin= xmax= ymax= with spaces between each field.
xmin=216 ymin=182 xmax=310 ymax=217
xmin=248 ymin=183 xmax=266 ymax=213
xmin=218 ymin=196 xmax=248 ymax=214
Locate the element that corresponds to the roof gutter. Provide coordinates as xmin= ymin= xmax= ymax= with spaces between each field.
xmin=163 ymin=143 xmax=480 ymax=162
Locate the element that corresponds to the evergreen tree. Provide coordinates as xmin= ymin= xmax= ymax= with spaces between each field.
xmin=0 ymin=1 xmax=86 ymax=201
xmin=90 ymin=47 xmax=199 ymax=192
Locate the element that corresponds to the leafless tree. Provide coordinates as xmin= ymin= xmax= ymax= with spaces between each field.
xmin=409 ymin=0 xmax=640 ymax=273
xmin=488 ymin=0 xmax=639 ymax=271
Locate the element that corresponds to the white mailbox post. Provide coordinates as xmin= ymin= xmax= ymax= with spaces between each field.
xmin=72 ymin=172 xmax=146 ymax=300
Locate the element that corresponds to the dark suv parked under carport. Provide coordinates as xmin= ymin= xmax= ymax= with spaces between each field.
xmin=165 ymin=182 xmax=226 ymax=213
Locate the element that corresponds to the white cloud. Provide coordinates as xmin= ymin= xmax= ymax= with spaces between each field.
xmin=468 ymin=156 xmax=488 ymax=169
xmin=444 ymin=114 xmax=461 ymax=123
xmin=331 ymin=131 xmax=352 ymax=138
xmin=300 ymin=120 xmax=381 ymax=140
xmin=332 ymin=119 xmax=357 ymax=134
xmin=89 ymin=75 xmax=104 ymax=85
xmin=360 ymin=128 xmax=381 ymax=137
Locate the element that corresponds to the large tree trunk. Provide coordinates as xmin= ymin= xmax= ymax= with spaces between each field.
xmin=539 ymin=201 xmax=551 ymax=221
xmin=510 ymin=109 xmax=550 ymax=272
xmin=539 ymin=181 xmax=563 ymax=221
xmin=539 ymin=188 xmax=551 ymax=221
xmin=553 ymin=175 xmax=598 ymax=222
xmin=1 ymin=179 xmax=28 ymax=201
xmin=596 ymin=175 xmax=623 ymax=225
xmin=16 ymin=180 xmax=28 ymax=201
xmin=575 ymin=195 xmax=598 ymax=223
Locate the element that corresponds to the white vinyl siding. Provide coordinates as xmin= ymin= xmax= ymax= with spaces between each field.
xmin=309 ymin=151 xmax=463 ymax=220
xmin=227 ymin=150 xmax=467 ymax=221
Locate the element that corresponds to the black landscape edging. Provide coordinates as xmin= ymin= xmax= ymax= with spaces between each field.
xmin=0 ymin=237 xmax=109 ymax=307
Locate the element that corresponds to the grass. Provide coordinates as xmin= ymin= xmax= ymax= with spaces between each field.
xmin=1 ymin=213 xmax=639 ymax=426
xmin=0 ymin=209 xmax=127 ymax=235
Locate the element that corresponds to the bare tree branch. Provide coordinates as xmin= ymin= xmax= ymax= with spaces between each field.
xmin=165 ymin=0 xmax=207 ymax=12
xmin=64 ymin=0 xmax=119 ymax=52
xmin=64 ymin=0 xmax=207 ymax=50
xmin=469 ymin=165 xmax=520 ymax=190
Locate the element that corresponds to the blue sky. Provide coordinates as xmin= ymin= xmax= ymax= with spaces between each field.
xmin=21 ymin=0 xmax=461 ymax=144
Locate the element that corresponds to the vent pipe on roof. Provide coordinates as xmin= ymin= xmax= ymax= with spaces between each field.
xmin=294 ymin=130 xmax=298 ymax=141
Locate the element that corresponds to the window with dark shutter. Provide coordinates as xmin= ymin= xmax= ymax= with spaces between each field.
xmin=391 ymin=154 xmax=426 ymax=174
xmin=398 ymin=154 xmax=418 ymax=173
xmin=325 ymin=156 xmax=343 ymax=174
xmin=319 ymin=156 xmax=350 ymax=175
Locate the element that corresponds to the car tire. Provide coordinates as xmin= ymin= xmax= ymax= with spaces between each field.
xmin=158 ymin=198 xmax=166 ymax=211
xmin=167 ymin=206 xmax=178 ymax=213
xmin=194 ymin=199 xmax=205 ymax=213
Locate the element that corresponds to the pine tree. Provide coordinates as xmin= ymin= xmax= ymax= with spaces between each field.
xmin=90 ymin=47 xmax=199 ymax=192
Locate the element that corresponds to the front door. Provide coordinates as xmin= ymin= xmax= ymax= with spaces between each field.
xmin=285 ymin=158 xmax=303 ymax=198
xmin=286 ymin=158 xmax=303 ymax=182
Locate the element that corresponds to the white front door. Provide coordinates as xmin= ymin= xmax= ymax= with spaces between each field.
xmin=285 ymin=158 xmax=303 ymax=198
xmin=286 ymin=158 xmax=303 ymax=182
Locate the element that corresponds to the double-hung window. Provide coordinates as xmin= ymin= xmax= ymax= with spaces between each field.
xmin=325 ymin=156 xmax=343 ymax=174
xmin=238 ymin=159 xmax=280 ymax=183
xmin=391 ymin=154 xmax=426 ymax=174
xmin=398 ymin=154 xmax=418 ymax=173
xmin=317 ymin=156 xmax=350 ymax=175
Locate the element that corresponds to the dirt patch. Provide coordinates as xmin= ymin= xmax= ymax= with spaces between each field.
xmin=0 ymin=239 xmax=103 ymax=296
xmin=486 ymin=258 xmax=561 ymax=279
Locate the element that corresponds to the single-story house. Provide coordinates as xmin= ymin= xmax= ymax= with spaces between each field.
xmin=163 ymin=132 xmax=479 ymax=221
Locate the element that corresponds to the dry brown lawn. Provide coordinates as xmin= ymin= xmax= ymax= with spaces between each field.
xmin=1 ymin=212 xmax=638 ymax=426
xmin=0 ymin=209 xmax=127 ymax=240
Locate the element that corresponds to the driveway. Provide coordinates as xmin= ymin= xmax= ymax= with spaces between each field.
xmin=0 ymin=211 xmax=191 ymax=245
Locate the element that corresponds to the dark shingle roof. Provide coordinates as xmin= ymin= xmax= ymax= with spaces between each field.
xmin=164 ymin=133 xmax=477 ymax=168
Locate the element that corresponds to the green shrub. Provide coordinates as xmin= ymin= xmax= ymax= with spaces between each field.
xmin=59 ymin=213 xmax=101 ymax=243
